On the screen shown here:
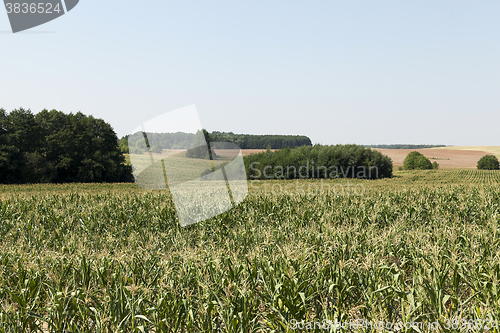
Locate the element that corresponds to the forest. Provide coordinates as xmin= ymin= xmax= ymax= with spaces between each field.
xmin=0 ymin=108 xmax=133 ymax=184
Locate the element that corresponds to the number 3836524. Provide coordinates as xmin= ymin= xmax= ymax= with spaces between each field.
xmin=5 ymin=3 xmax=62 ymax=14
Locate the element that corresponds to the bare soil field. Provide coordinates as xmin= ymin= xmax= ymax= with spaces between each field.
xmin=374 ymin=148 xmax=493 ymax=169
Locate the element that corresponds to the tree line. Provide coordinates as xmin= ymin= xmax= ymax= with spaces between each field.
xmin=121 ymin=131 xmax=312 ymax=154
xmin=366 ymin=144 xmax=447 ymax=149
xmin=209 ymin=132 xmax=312 ymax=149
xmin=0 ymin=108 xmax=133 ymax=184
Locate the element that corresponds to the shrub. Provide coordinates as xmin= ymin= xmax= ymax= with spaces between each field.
xmin=432 ymin=161 xmax=439 ymax=170
xmin=403 ymin=151 xmax=432 ymax=170
xmin=477 ymin=155 xmax=500 ymax=170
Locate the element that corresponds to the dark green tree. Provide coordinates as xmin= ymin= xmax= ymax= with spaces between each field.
xmin=403 ymin=151 xmax=433 ymax=170
xmin=0 ymin=108 xmax=18 ymax=183
xmin=477 ymin=155 xmax=500 ymax=170
xmin=2 ymin=108 xmax=44 ymax=183
xmin=0 ymin=108 xmax=133 ymax=184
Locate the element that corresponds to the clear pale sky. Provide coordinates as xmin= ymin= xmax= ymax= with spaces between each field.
xmin=1 ymin=1 xmax=499 ymax=145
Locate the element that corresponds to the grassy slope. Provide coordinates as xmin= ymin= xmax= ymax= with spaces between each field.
xmin=125 ymin=151 xmax=232 ymax=187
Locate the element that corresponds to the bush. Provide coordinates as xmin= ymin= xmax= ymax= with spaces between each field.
xmin=432 ymin=161 xmax=439 ymax=170
xmin=477 ymin=155 xmax=500 ymax=170
xmin=403 ymin=151 xmax=433 ymax=170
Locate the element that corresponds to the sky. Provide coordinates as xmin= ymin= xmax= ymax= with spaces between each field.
xmin=1 ymin=0 xmax=499 ymax=146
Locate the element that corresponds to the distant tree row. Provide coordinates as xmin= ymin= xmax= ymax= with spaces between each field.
xmin=366 ymin=144 xmax=447 ymax=149
xmin=244 ymin=144 xmax=393 ymax=180
xmin=0 ymin=108 xmax=133 ymax=184
xmin=209 ymin=132 xmax=312 ymax=149
xmin=120 ymin=131 xmax=313 ymax=153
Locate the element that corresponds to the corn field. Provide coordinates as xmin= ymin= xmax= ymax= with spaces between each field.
xmin=1 ymin=171 xmax=500 ymax=332
xmin=451 ymin=170 xmax=500 ymax=184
